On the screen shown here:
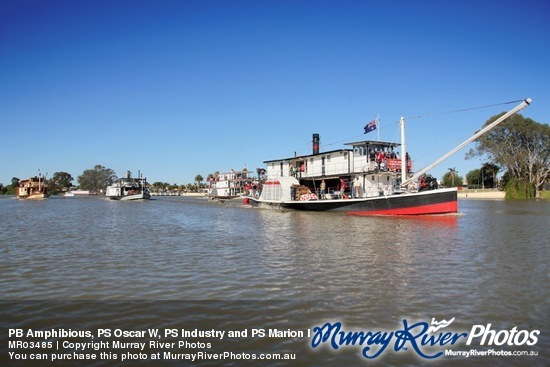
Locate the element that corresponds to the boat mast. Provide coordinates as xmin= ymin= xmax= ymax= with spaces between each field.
xmin=402 ymin=98 xmax=532 ymax=187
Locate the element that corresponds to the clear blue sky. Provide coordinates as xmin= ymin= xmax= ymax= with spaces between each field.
xmin=1 ymin=0 xmax=548 ymax=186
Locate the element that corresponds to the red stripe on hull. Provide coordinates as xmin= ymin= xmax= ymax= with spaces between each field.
xmin=346 ymin=200 xmax=458 ymax=216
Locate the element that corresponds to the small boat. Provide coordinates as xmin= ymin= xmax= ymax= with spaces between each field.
xmin=207 ymin=169 xmax=258 ymax=200
xmin=105 ymin=171 xmax=150 ymax=201
xmin=248 ymin=99 xmax=531 ymax=215
xmin=16 ymin=175 xmax=49 ymax=200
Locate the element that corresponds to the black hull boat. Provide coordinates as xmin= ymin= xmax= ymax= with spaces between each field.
xmin=270 ymin=189 xmax=457 ymax=215
xmin=249 ymin=177 xmax=457 ymax=216
xmin=248 ymin=99 xmax=531 ymax=216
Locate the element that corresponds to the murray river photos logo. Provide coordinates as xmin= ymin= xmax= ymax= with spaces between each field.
xmin=310 ymin=318 xmax=540 ymax=360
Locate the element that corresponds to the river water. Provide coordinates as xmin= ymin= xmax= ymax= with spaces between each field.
xmin=0 ymin=195 xmax=548 ymax=366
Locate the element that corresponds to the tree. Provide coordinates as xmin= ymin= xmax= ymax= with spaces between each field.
xmin=480 ymin=162 xmax=500 ymax=189
xmin=466 ymin=113 xmax=549 ymax=198
xmin=0 ymin=177 xmax=20 ymax=195
xmin=441 ymin=168 xmax=463 ymax=187
xmin=466 ymin=163 xmax=500 ymax=189
xmin=11 ymin=177 xmax=20 ymax=188
xmin=48 ymin=171 xmax=74 ymax=195
xmin=77 ymin=165 xmax=117 ymax=192
xmin=500 ymin=171 xmax=535 ymax=199
xmin=466 ymin=168 xmax=482 ymax=187
xmin=194 ymin=174 xmax=203 ymax=192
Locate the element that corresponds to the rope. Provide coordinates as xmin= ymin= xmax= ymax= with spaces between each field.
xmin=319 ymin=99 xmax=525 ymax=150
xmin=405 ymin=99 xmax=524 ymax=120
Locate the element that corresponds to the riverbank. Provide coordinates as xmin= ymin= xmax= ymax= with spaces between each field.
xmin=458 ymin=189 xmax=505 ymax=200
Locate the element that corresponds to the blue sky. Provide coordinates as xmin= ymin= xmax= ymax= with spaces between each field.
xmin=1 ymin=0 xmax=548 ymax=186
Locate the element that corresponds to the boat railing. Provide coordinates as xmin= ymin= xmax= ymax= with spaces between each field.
xmin=271 ymin=161 xmax=352 ymax=179
xmin=269 ymin=158 xmax=413 ymax=179
xmin=386 ymin=159 xmax=413 ymax=172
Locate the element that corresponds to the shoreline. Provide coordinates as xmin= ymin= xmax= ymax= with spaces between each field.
xmin=457 ymin=190 xmax=505 ymax=200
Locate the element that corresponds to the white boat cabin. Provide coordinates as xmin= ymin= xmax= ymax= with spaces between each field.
xmin=263 ymin=135 xmax=415 ymax=198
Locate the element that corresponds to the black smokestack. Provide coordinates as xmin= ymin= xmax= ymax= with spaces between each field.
xmin=313 ymin=133 xmax=320 ymax=155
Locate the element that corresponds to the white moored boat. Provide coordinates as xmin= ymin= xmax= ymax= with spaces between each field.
xmin=208 ymin=169 xmax=257 ymax=199
xmin=105 ymin=171 xmax=151 ymax=201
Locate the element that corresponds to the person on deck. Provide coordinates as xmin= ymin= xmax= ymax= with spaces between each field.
xmin=376 ymin=149 xmax=385 ymax=170
xmin=355 ymin=177 xmax=362 ymax=198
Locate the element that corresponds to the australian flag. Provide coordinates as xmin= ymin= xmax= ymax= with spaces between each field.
xmin=364 ymin=119 xmax=377 ymax=134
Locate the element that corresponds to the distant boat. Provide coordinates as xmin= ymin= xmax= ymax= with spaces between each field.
xmin=208 ymin=169 xmax=257 ymax=200
xmin=248 ymin=99 xmax=532 ymax=215
xmin=16 ymin=175 xmax=49 ymax=200
xmin=105 ymin=172 xmax=150 ymax=201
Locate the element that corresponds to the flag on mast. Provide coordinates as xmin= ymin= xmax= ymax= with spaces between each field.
xmin=363 ymin=119 xmax=377 ymax=134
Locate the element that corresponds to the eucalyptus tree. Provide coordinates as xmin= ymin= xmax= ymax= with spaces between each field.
xmin=466 ymin=114 xmax=549 ymax=198
xmin=11 ymin=177 xmax=20 ymax=188
xmin=48 ymin=171 xmax=74 ymax=194
xmin=77 ymin=165 xmax=117 ymax=192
